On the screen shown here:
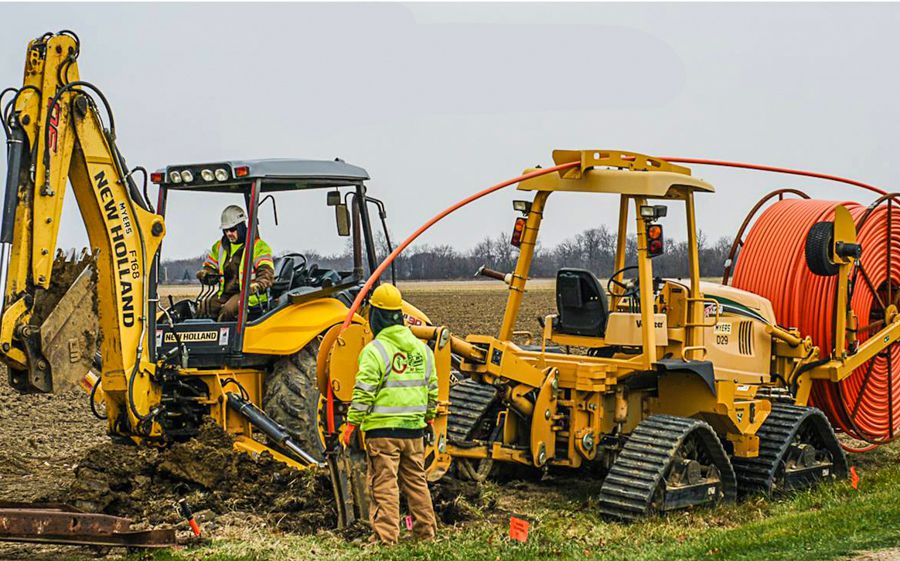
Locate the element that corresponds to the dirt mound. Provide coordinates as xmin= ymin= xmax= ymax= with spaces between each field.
xmin=46 ymin=422 xmax=336 ymax=535
xmin=45 ymin=422 xmax=491 ymax=538
xmin=431 ymin=475 xmax=495 ymax=525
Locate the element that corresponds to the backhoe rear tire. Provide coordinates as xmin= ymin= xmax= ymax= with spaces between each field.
xmin=263 ymin=339 xmax=325 ymax=462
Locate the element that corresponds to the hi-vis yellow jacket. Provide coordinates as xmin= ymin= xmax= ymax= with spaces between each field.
xmin=347 ymin=325 xmax=438 ymax=432
xmin=203 ymin=238 xmax=274 ymax=307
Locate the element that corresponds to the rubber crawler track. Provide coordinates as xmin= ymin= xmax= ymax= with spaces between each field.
xmin=597 ymin=415 xmax=737 ymax=521
xmin=447 ymin=379 xmax=498 ymax=444
xmin=732 ymin=404 xmax=849 ymax=496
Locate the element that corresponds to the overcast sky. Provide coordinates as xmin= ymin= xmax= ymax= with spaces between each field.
xmin=2 ymin=2 xmax=899 ymax=262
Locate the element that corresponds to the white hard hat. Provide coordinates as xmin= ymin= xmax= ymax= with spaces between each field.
xmin=220 ymin=205 xmax=247 ymax=229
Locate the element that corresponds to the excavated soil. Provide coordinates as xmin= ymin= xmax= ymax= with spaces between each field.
xmin=0 ymin=283 xmax=534 ymax=557
xmin=46 ymin=422 xmax=336 ymax=534
xmin=29 ymin=253 xmax=96 ymax=327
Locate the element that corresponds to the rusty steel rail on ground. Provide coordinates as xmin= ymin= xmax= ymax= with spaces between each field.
xmin=0 ymin=502 xmax=175 ymax=548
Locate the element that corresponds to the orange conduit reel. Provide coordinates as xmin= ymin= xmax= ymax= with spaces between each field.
xmin=731 ymin=196 xmax=900 ymax=447
xmin=663 ymin=156 xmax=896 ymax=452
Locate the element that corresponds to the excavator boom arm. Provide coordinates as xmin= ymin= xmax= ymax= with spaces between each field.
xmin=0 ymin=31 xmax=165 ymax=437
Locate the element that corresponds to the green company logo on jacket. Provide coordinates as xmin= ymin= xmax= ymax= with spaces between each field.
xmin=348 ymin=325 xmax=439 ymax=432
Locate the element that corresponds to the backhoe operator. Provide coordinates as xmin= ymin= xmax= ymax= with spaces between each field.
xmin=196 ymin=205 xmax=274 ymax=321
xmin=341 ymin=284 xmax=439 ymax=544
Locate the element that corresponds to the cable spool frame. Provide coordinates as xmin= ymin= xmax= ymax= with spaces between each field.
xmin=837 ymin=194 xmax=900 ymax=444
xmin=730 ymin=193 xmax=900 ymax=447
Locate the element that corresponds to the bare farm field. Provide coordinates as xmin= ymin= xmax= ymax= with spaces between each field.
xmin=0 ymin=282 xmax=896 ymax=561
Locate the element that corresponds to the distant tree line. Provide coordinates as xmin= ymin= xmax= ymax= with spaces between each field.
xmin=161 ymin=226 xmax=733 ymax=283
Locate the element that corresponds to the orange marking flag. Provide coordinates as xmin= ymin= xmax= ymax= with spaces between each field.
xmin=850 ymin=466 xmax=859 ymax=490
xmin=509 ymin=516 xmax=530 ymax=543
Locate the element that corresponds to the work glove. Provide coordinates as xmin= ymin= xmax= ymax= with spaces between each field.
xmin=249 ymin=282 xmax=262 ymax=295
xmin=424 ymin=420 xmax=435 ymax=446
xmin=197 ymin=270 xmax=220 ymax=286
xmin=340 ymin=423 xmax=357 ymax=447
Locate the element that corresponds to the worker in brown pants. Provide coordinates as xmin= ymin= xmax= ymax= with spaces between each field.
xmin=341 ymin=284 xmax=439 ymax=544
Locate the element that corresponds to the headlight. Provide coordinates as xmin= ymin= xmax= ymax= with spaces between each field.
xmin=215 ymin=168 xmax=229 ymax=181
xmin=180 ymin=170 xmax=194 ymax=183
xmin=169 ymin=171 xmax=182 ymax=184
xmin=200 ymin=169 xmax=214 ymax=182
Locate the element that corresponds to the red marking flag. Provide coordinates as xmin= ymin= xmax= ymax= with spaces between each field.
xmin=509 ymin=516 xmax=530 ymax=543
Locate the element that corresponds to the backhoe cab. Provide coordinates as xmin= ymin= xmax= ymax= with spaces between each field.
xmin=150 ymin=158 xmax=389 ymax=369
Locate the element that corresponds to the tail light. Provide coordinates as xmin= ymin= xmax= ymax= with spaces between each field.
xmin=646 ymin=223 xmax=664 ymax=257
xmin=510 ymin=217 xmax=526 ymax=247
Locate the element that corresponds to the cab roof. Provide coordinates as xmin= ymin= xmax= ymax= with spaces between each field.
xmin=517 ymin=150 xmax=715 ymax=198
xmin=154 ymin=158 xmax=369 ymax=193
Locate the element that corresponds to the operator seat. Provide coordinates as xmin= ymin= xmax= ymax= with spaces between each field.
xmin=269 ymin=255 xmax=297 ymax=300
xmin=553 ymin=268 xmax=608 ymax=338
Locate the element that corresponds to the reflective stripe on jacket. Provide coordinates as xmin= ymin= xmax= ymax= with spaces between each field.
xmin=347 ymin=324 xmax=438 ymax=432
xmin=204 ymin=238 xmax=274 ymax=307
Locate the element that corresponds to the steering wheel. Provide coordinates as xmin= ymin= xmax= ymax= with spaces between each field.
xmin=305 ymin=264 xmax=322 ymax=286
xmin=288 ymin=252 xmax=307 ymax=277
xmin=607 ymin=265 xmax=640 ymax=299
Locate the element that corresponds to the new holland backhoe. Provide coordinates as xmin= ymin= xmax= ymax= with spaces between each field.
xmin=0 ymin=31 xmax=435 ymax=481
xmin=322 ymin=149 xmax=900 ymax=521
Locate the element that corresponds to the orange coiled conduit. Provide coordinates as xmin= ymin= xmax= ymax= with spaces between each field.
xmin=732 ymin=198 xmax=900 ymax=445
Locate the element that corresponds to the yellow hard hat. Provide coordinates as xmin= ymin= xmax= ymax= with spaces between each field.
xmin=370 ymin=284 xmax=403 ymax=311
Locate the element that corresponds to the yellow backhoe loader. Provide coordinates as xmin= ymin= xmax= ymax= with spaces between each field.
xmin=0 ymin=31 xmax=436 ymax=495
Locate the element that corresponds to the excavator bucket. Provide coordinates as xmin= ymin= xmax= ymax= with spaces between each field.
xmin=8 ymin=250 xmax=99 ymax=394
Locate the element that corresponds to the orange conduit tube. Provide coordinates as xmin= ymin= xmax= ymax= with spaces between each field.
xmin=659 ymin=157 xmax=887 ymax=197
xmin=325 ymin=161 xmax=579 ymax=433
xmin=732 ymin=199 xmax=900 ymax=446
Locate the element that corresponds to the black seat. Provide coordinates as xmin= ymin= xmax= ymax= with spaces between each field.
xmin=270 ymin=255 xmax=297 ymax=296
xmin=554 ymin=268 xmax=608 ymax=338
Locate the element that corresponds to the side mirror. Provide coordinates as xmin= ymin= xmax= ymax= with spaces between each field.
xmin=327 ymin=191 xmax=341 ymax=207
xmin=335 ymin=203 xmax=351 ymax=237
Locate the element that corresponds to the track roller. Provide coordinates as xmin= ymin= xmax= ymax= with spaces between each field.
xmin=732 ymin=404 xmax=848 ymax=496
xmin=597 ymin=415 xmax=736 ymax=520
